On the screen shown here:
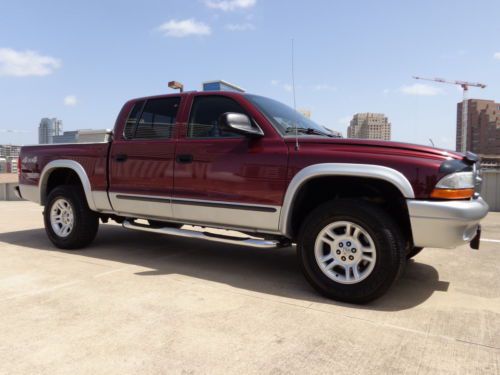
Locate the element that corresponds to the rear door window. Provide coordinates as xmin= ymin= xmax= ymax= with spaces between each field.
xmin=124 ymin=97 xmax=180 ymax=140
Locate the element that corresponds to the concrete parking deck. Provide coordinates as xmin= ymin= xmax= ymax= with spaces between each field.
xmin=0 ymin=201 xmax=498 ymax=374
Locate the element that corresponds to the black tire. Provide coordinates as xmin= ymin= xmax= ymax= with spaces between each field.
xmin=297 ymin=199 xmax=406 ymax=304
xmin=44 ymin=185 xmax=99 ymax=249
xmin=407 ymin=247 xmax=423 ymax=260
xmin=147 ymin=220 xmax=183 ymax=229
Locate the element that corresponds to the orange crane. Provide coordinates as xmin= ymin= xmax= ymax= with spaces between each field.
xmin=412 ymin=76 xmax=486 ymax=153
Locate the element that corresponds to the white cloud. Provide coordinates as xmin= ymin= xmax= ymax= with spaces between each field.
xmin=313 ymin=83 xmax=336 ymax=91
xmin=494 ymin=52 xmax=500 ymax=60
xmin=225 ymin=23 xmax=255 ymax=31
xmin=205 ymin=0 xmax=256 ymax=11
xmin=157 ymin=19 xmax=211 ymax=37
xmin=64 ymin=95 xmax=77 ymax=106
xmin=400 ymin=83 xmax=443 ymax=96
xmin=270 ymin=79 xmax=279 ymax=85
xmin=283 ymin=84 xmax=293 ymax=92
xmin=0 ymin=48 xmax=61 ymax=77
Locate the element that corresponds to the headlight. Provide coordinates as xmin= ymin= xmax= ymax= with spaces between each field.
xmin=435 ymin=172 xmax=474 ymax=189
xmin=431 ymin=171 xmax=475 ymax=199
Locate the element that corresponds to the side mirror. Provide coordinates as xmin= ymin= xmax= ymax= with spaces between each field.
xmin=219 ymin=112 xmax=264 ymax=137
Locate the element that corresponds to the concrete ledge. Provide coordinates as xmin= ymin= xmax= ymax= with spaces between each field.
xmin=0 ymin=183 xmax=24 ymax=201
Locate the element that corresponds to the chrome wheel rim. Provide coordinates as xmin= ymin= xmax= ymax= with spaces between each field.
xmin=50 ymin=198 xmax=74 ymax=238
xmin=314 ymin=221 xmax=377 ymax=284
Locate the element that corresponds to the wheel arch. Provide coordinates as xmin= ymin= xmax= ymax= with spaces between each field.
xmin=279 ymin=163 xmax=415 ymax=239
xmin=40 ymin=160 xmax=96 ymax=210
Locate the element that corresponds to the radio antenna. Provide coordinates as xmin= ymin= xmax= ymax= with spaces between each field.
xmin=291 ymin=38 xmax=299 ymax=151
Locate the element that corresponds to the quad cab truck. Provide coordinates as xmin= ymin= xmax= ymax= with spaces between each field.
xmin=17 ymin=91 xmax=489 ymax=303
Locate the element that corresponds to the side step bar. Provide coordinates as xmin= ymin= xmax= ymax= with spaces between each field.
xmin=122 ymin=220 xmax=282 ymax=249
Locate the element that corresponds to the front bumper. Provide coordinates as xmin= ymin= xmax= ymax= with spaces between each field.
xmin=407 ymin=196 xmax=489 ymax=249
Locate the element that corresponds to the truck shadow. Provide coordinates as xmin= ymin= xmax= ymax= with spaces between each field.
xmin=0 ymin=225 xmax=449 ymax=311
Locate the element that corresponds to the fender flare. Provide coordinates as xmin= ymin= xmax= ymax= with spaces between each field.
xmin=278 ymin=163 xmax=415 ymax=237
xmin=39 ymin=160 xmax=97 ymax=211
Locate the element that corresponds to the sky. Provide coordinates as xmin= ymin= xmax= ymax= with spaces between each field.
xmin=1 ymin=0 xmax=499 ymax=149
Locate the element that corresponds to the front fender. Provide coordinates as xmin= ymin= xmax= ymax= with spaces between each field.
xmin=278 ymin=163 xmax=415 ymax=237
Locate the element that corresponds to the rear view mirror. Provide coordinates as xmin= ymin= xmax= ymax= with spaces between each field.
xmin=219 ymin=113 xmax=264 ymax=137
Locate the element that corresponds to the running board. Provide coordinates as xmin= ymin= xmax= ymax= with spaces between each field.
xmin=122 ymin=220 xmax=281 ymax=249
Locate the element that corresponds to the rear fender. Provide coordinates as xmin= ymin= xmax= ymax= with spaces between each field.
xmin=39 ymin=160 xmax=97 ymax=211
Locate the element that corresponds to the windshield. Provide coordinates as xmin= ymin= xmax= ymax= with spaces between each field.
xmin=245 ymin=94 xmax=335 ymax=137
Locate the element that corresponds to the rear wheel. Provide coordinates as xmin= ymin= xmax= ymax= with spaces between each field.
xmin=44 ymin=185 xmax=99 ymax=249
xmin=297 ymin=199 xmax=405 ymax=304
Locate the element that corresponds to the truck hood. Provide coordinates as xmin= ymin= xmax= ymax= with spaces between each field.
xmin=285 ymin=138 xmax=464 ymax=161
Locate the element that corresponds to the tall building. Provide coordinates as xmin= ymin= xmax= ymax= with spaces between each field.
xmin=456 ymin=99 xmax=500 ymax=155
xmin=38 ymin=118 xmax=63 ymax=144
xmin=347 ymin=113 xmax=391 ymax=141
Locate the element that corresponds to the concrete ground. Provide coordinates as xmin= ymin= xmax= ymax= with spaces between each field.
xmin=0 ymin=201 xmax=498 ymax=374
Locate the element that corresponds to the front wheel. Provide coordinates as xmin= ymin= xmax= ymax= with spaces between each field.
xmin=297 ymin=199 xmax=406 ymax=304
xmin=44 ymin=185 xmax=99 ymax=249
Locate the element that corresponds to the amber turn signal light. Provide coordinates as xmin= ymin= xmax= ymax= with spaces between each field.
xmin=430 ymin=188 xmax=474 ymax=200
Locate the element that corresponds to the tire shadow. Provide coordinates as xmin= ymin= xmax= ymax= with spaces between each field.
xmin=0 ymin=225 xmax=449 ymax=311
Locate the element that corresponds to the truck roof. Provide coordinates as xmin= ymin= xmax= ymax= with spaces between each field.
xmin=128 ymin=90 xmax=248 ymax=103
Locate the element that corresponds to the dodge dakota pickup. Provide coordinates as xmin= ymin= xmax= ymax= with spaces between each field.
xmin=17 ymin=91 xmax=489 ymax=303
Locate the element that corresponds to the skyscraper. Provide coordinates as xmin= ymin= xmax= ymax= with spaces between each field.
xmin=38 ymin=118 xmax=63 ymax=144
xmin=456 ymin=99 xmax=500 ymax=155
xmin=347 ymin=113 xmax=391 ymax=141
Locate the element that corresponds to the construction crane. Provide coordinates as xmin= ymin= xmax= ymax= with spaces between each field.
xmin=412 ymin=76 xmax=486 ymax=153
xmin=0 ymin=129 xmax=29 ymax=133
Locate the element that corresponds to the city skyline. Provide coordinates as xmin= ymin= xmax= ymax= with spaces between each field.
xmin=347 ymin=113 xmax=391 ymax=141
xmin=1 ymin=0 xmax=500 ymax=148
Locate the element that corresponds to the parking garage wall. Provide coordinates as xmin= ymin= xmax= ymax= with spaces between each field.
xmin=0 ymin=183 xmax=23 ymax=201
xmin=481 ymin=171 xmax=500 ymax=212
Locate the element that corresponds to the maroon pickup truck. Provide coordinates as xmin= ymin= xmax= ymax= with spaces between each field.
xmin=17 ymin=91 xmax=488 ymax=303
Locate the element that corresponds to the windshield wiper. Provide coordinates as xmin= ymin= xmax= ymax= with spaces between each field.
xmin=285 ymin=127 xmax=333 ymax=137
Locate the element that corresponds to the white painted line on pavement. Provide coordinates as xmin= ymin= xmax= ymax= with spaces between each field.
xmin=94 ymin=266 xmax=133 ymax=278
xmin=481 ymin=238 xmax=500 ymax=243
